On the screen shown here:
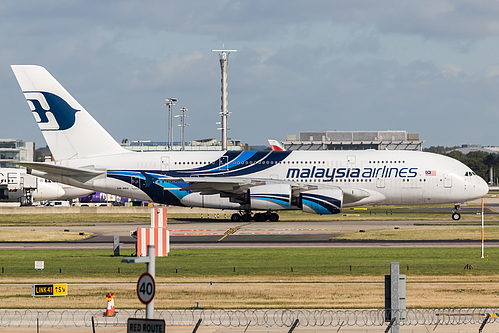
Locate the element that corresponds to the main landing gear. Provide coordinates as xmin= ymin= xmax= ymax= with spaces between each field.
xmin=452 ymin=204 xmax=461 ymax=221
xmin=230 ymin=211 xmax=279 ymax=222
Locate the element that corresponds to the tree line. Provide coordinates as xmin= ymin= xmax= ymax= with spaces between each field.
xmin=424 ymin=146 xmax=498 ymax=184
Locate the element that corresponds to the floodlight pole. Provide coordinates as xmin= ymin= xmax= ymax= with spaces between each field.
xmin=165 ymin=98 xmax=177 ymax=150
xmin=212 ymin=48 xmax=236 ymax=151
xmin=177 ymin=107 xmax=188 ymax=151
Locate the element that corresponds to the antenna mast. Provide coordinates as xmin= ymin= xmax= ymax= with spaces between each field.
xmin=212 ymin=47 xmax=237 ymax=150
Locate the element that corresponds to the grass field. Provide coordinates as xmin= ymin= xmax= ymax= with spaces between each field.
xmin=0 ymin=206 xmax=498 ymax=309
xmin=334 ymin=226 xmax=499 ymax=240
xmin=0 ymin=229 xmax=88 ymax=241
xmin=0 ymin=213 xmax=149 ymax=225
xmin=0 ymin=248 xmax=498 ymax=309
xmin=0 ymin=248 xmax=497 ymax=281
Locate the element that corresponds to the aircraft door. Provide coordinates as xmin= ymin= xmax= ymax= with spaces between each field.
xmin=376 ymin=177 xmax=385 ymax=188
xmin=0 ymin=172 xmax=6 ymax=200
xmin=219 ymin=156 xmax=229 ymax=175
xmin=160 ymin=156 xmax=170 ymax=171
xmin=131 ymin=175 xmax=141 ymax=189
xmin=7 ymin=172 xmax=19 ymax=186
xmin=443 ymin=174 xmax=452 ymax=188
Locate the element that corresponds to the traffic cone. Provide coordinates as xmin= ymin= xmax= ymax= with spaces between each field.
xmin=111 ymin=293 xmax=115 ymax=313
xmin=105 ymin=293 xmax=115 ymax=317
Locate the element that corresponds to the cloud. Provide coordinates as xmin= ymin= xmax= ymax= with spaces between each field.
xmin=2 ymin=0 xmax=499 ymax=148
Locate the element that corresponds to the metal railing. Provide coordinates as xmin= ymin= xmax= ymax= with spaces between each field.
xmin=0 ymin=308 xmax=497 ymax=328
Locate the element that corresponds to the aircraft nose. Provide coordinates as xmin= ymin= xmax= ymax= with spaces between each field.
xmin=477 ymin=177 xmax=489 ymax=198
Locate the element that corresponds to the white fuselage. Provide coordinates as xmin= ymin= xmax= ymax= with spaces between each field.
xmin=32 ymin=150 xmax=489 ymax=211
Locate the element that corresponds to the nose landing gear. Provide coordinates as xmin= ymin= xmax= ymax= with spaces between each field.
xmin=452 ymin=204 xmax=461 ymax=221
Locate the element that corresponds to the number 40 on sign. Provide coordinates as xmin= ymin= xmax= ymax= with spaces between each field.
xmin=137 ymin=272 xmax=155 ymax=304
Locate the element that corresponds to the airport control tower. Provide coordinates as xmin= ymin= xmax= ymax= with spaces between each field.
xmin=212 ymin=48 xmax=236 ymax=150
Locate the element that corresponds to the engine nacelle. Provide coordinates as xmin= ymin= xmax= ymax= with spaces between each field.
xmin=301 ymin=188 xmax=343 ymax=214
xmin=181 ymin=192 xmax=242 ymax=210
xmin=249 ymin=184 xmax=291 ymax=210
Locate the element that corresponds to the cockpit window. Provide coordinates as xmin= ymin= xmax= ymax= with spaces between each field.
xmin=465 ymin=171 xmax=477 ymax=176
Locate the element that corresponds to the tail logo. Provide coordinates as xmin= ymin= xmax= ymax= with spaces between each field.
xmin=24 ymin=91 xmax=80 ymax=131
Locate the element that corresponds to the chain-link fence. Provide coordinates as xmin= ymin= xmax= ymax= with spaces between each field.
xmin=0 ymin=308 xmax=497 ymax=328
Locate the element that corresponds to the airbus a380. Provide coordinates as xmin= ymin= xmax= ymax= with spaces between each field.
xmin=11 ymin=65 xmax=488 ymax=221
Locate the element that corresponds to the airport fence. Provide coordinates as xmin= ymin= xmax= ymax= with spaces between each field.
xmin=0 ymin=308 xmax=498 ymax=328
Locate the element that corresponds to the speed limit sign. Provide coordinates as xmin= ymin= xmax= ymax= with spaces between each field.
xmin=136 ymin=272 xmax=155 ymax=304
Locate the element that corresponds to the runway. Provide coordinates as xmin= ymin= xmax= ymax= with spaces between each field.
xmin=1 ymin=219 xmax=498 ymax=249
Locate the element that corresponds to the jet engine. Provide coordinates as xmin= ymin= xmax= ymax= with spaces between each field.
xmin=300 ymin=188 xmax=343 ymax=214
xmin=249 ymin=184 xmax=291 ymax=210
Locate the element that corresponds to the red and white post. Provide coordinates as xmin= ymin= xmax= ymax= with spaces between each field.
xmin=481 ymin=197 xmax=485 ymax=259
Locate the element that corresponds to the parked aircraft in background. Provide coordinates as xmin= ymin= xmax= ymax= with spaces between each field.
xmin=0 ymin=168 xmax=93 ymax=205
xmin=11 ymin=65 xmax=489 ymax=221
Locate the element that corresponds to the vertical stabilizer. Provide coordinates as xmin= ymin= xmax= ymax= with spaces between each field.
xmin=268 ymin=139 xmax=286 ymax=151
xmin=11 ymin=65 xmax=126 ymax=160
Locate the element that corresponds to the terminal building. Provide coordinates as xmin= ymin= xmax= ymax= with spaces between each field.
xmin=120 ymin=138 xmax=244 ymax=152
xmin=0 ymin=139 xmax=34 ymax=168
xmin=450 ymin=144 xmax=499 ymax=155
xmin=283 ymin=131 xmax=423 ymax=151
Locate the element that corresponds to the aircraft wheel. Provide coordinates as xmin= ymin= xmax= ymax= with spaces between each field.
xmin=231 ymin=213 xmax=241 ymax=222
xmin=452 ymin=212 xmax=461 ymax=221
xmin=269 ymin=213 xmax=279 ymax=222
xmin=242 ymin=213 xmax=252 ymax=222
xmin=254 ymin=213 xmax=266 ymax=222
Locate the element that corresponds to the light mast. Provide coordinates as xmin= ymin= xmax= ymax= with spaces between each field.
xmin=212 ymin=48 xmax=236 ymax=150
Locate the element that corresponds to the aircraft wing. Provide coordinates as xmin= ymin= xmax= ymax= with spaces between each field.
xmin=16 ymin=161 xmax=105 ymax=177
xmin=168 ymin=176 xmax=313 ymax=194
xmin=178 ymin=176 xmax=382 ymax=204
xmin=180 ymin=177 xmax=266 ymax=194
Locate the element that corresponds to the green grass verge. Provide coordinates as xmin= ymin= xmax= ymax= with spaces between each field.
xmin=0 ymin=248 xmax=496 ymax=280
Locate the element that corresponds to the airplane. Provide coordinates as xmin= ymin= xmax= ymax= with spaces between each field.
xmin=11 ymin=65 xmax=489 ymax=221
xmin=0 ymin=168 xmax=93 ymax=205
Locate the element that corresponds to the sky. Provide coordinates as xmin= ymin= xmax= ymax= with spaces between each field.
xmin=2 ymin=1 xmax=499 ymax=149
